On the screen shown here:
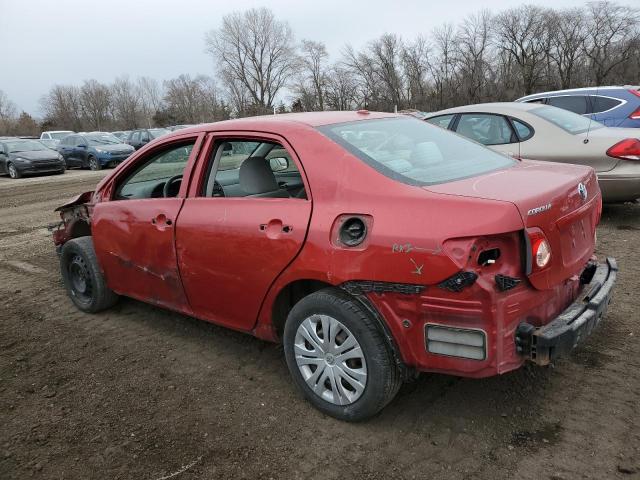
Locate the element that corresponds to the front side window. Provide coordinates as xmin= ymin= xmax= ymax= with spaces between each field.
xmin=530 ymin=105 xmax=603 ymax=134
xmin=149 ymin=128 xmax=171 ymax=139
xmin=425 ymin=114 xmax=455 ymax=129
xmin=116 ymin=141 xmax=195 ymax=199
xmin=455 ymin=114 xmax=516 ymax=145
xmin=547 ymin=95 xmax=589 ymax=115
xmin=318 ymin=117 xmax=515 ymax=186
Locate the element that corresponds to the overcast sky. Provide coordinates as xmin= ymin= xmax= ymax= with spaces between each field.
xmin=0 ymin=0 xmax=620 ymax=115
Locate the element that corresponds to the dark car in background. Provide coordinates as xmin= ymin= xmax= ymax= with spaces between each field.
xmin=57 ymin=133 xmax=134 ymax=170
xmin=126 ymin=128 xmax=171 ymax=150
xmin=0 ymin=138 xmax=66 ymax=178
xmin=516 ymin=86 xmax=640 ymax=128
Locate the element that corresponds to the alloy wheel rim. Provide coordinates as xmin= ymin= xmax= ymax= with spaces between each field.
xmin=8 ymin=165 xmax=17 ymax=178
xmin=294 ymin=314 xmax=367 ymax=405
xmin=90 ymin=158 xmax=98 ymax=170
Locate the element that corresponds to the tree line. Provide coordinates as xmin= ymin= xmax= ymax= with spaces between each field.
xmin=0 ymin=1 xmax=638 ymax=136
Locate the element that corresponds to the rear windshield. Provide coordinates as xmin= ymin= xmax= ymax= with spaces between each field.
xmin=317 ymin=117 xmax=515 ymax=186
xmin=529 ymin=105 xmax=603 ymax=134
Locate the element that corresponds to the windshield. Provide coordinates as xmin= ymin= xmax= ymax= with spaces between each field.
xmin=86 ymin=134 xmax=122 ymax=146
xmin=6 ymin=140 xmax=48 ymax=153
xmin=149 ymin=128 xmax=171 ymax=139
xmin=318 ymin=117 xmax=515 ymax=186
xmin=51 ymin=132 xmax=72 ymax=140
xmin=529 ymin=105 xmax=604 ymax=134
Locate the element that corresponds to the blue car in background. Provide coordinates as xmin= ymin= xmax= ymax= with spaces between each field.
xmin=516 ymin=86 xmax=640 ymax=128
xmin=57 ymin=132 xmax=135 ymax=170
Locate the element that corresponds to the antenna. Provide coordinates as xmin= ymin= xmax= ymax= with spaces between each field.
xmin=584 ymin=85 xmax=599 ymax=144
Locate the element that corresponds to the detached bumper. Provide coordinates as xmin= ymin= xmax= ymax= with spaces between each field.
xmin=515 ymin=258 xmax=618 ymax=365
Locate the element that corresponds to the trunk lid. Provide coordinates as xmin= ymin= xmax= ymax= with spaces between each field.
xmin=425 ymin=160 xmax=600 ymax=289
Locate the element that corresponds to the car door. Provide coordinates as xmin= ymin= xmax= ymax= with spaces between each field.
xmin=91 ymin=134 xmax=204 ymax=312
xmin=453 ymin=113 xmax=520 ymax=157
xmin=58 ymin=136 xmax=75 ymax=165
xmin=0 ymin=143 xmax=8 ymax=173
xmin=174 ymin=134 xmax=312 ymax=331
xmin=74 ymin=136 xmax=89 ymax=167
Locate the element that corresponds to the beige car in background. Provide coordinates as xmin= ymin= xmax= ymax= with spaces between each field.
xmin=424 ymin=103 xmax=640 ymax=202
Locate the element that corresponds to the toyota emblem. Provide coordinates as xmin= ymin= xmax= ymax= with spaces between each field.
xmin=578 ymin=182 xmax=587 ymax=201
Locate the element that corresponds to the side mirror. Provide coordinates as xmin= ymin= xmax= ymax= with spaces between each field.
xmin=269 ymin=157 xmax=289 ymax=172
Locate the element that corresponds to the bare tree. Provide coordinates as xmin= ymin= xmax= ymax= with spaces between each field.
xmin=583 ymin=1 xmax=640 ymax=85
xmin=205 ymin=7 xmax=296 ymax=111
xmin=429 ymin=24 xmax=459 ymax=109
xmin=455 ymin=10 xmax=494 ymax=103
xmin=546 ymin=8 xmax=589 ymax=89
xmin=0 ymin=90 xmax=17 ymax=134
xmin=164 ymin=74 xmax=227 ymax=123
xmin=495 ymin=5 xmax=553 ymax=95
xmin=324 ymin=65 xmax=359 ymax=110
xmin=80 ymin=79 xmax=112 ymax=131
xmin=294 ymin=40 xmax=329 ymax=110
xmin=40 ymin=85 xmax=83 ymax=131
xmin=402 ymin=36 xmax=430 ymax=110
xmin=138 ymin=77 xmax=164 ymax=127
xmin=110 ymin=76 xmax=141 ymax=129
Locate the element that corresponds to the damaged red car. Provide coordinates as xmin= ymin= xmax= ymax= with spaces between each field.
xmin=52 ymin=111 xmax=617 ymax=421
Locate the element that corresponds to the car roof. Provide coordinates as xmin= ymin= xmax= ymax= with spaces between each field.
xmin=424 ymin=102 xmax=544 ymax=117
xmin=517 ymin=86 xmax=640 ymax=101
xmin=165 ymin=111 xmax=400 ymax=137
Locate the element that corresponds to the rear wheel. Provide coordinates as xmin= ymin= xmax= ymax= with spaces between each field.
xmin=283 ymin=288 xmax=402 ymax=421
xmin=7 ymin=163 xmax=21 ymax=179
xmin=88 ymin=156 xmax=101 ymax=171
xmin=60 ymin=236 xmax=118 ymax=312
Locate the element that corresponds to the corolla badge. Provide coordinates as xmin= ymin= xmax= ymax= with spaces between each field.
xmin=527 ymin=203 xmax=552 ymax=216
xmin=578 ymin=182 xmax=588 ymax=201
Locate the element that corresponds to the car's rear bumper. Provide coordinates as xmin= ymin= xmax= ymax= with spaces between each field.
xmin=362 ymin=257 xmax=617 ymax=378
xmin=514 ymin=257 xmax=617 ymax=365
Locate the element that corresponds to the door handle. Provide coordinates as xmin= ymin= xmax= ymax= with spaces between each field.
xmin=151 ymin=214 xmax=172 ymax=229
xmin=259 ymin=219 xmax=292 ymax=238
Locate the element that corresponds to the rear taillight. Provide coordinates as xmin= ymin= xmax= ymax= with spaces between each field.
xmin=606 ymin=138 xmax=640 ymax=161
xmin=628 ymin=89 xmax=640 ymax=98
xmin=629 ymin=106 xmax=640 ymax=120
xmin=527 ymin=229 xmax=552 ymax=273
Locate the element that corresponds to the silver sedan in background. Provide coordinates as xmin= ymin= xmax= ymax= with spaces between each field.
xmin=424 ymin=103 xmax=640 ymax=202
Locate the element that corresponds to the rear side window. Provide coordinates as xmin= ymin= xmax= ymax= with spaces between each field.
xmin=455 ymin=114 xmax=516 ymax=145
xmin=547 ymin=95 xmax=589 ymax=115
xmin=318 ymin=117 xmax=515 ymax=186
xmin=425 ymin=114 xmax=455 ymax=129
xmin=511 ymin=119 xmax=534 ymax=141
xmin=589 ymin=96 xmax=622 ymax=114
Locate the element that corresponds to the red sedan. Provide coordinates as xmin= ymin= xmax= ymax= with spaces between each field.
xmin=52 ymin=111 xmax=617 ymax=421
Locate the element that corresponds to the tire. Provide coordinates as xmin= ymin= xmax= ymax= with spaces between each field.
xmin=60 ymin=236 xmax=118 ymax=313
xmin=57 ymin=164 xmax=66 ymax=175
xmin=7 ymin=163 xmax=21 ymax=179
xmin=283 ymin=288 xmax=402 ymax=421
xmin=88 ymin=156 xmax=101 ymax=171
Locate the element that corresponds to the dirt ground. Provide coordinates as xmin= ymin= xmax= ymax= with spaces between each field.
xmin=0 ymin=170 xmax=639 ymax=480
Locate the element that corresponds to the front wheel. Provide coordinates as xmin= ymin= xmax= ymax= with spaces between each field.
xmin=283 ymin=288 xmax=402 ymax=421
xmin=7 ymin=163 xmax=21 ymax=179
xmin=60 ymin=236 xmax=118 ymax=312
xmin=88 ymin=156 xmax=101 ymax=171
